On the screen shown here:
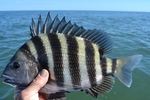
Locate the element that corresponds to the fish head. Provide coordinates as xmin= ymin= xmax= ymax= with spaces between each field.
xmin=1 ymin=50 xmax=39 ymax=86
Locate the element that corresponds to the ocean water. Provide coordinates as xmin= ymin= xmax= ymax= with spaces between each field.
xmin=0 ymin=11 xmax=150 ymax=100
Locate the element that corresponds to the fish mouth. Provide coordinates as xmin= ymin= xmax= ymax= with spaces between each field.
xmin=1 ymin=74 xmax=28 ymax=87
xmin=1 ymin=74 xmax=16 ymax=84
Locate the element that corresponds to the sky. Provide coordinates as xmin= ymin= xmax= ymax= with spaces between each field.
xmin=0 ymin=0 xmax=150 ymax=12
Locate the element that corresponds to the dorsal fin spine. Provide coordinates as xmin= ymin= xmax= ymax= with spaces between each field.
xmin=61 ymin=21 xmax=72 ymax=34
xmin=74 ymin=26 xmax=86 ymax=36
xmin=31 ymin=18 xmax=36 ymax=37
xmin=56 ymin=17 xmax=67 ymax=33
xmin=67 ymin=23 xmax=79 ymax=35
xmin=43 ymin=12 xmax=50 ymax=33
xmin=37 ymin=14 xmax=43 ymax=35
xmin=49 ymin=15 xmax=60 ymax=33
xmin=44 ymin=12 xmax=52 ymax=33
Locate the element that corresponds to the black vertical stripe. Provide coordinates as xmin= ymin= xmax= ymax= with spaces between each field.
xmin=85 ymin=40 xmax=97 ymax=86
xmin=112 ymin=59 xmax=117 ymax=73
xmin=66 ymin=35 xmax=81 ymax=88
xmin=31 ymin=36 xmax=49 ymax=70
xmin=21 ymin=43 xmax=30 ymax=52
xmin=19 ymin=43 xmax=36 ymax=62
xmin=100 ymin=56 xmax=107 ymax=76
xmin=47 ymin=34 xmax=64 ymax=87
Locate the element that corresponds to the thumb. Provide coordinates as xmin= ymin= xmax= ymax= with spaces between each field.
xmin=22 ymin=69 xmax=49 ymax=94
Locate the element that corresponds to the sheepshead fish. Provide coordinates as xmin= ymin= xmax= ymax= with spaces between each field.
xmin=1 ymin=12 xmax=142 ymax=100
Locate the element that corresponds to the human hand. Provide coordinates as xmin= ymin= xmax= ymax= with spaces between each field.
xmin=14 ymin=69 xmax=49 ymax=100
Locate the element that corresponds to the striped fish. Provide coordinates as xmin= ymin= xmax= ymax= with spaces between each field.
xmin=1 ymin=12 xmax=142 ymax=100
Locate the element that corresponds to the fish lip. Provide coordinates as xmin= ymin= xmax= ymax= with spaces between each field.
xmin=1 ymin=74 xmax=14 ymax=80
xmin=1 ymin=74 xmax=16 ymax=84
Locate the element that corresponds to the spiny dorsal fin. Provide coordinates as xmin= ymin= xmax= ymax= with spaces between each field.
xmin=30 ymin=12 xmax=113 ymax=54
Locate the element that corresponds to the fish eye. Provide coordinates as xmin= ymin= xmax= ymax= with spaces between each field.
xmin=13 ymin=62 xmax=20 ymax=69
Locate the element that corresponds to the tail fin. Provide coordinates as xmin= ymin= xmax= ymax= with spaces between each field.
xmin=114 ymin=55 xmax=142 ymax=87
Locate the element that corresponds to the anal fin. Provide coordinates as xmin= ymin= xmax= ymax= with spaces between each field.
xmin=85 ymin=88 xmax=98 ymax=99
xmin=86 ymin=76 xmax=114 ymax=98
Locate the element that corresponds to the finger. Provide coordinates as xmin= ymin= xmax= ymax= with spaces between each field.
xmin=22 ymin=69 xmax=49 ymax=94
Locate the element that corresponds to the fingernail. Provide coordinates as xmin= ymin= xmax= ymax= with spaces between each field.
xmin=40 ymin=69 xmax=47 ymax=78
